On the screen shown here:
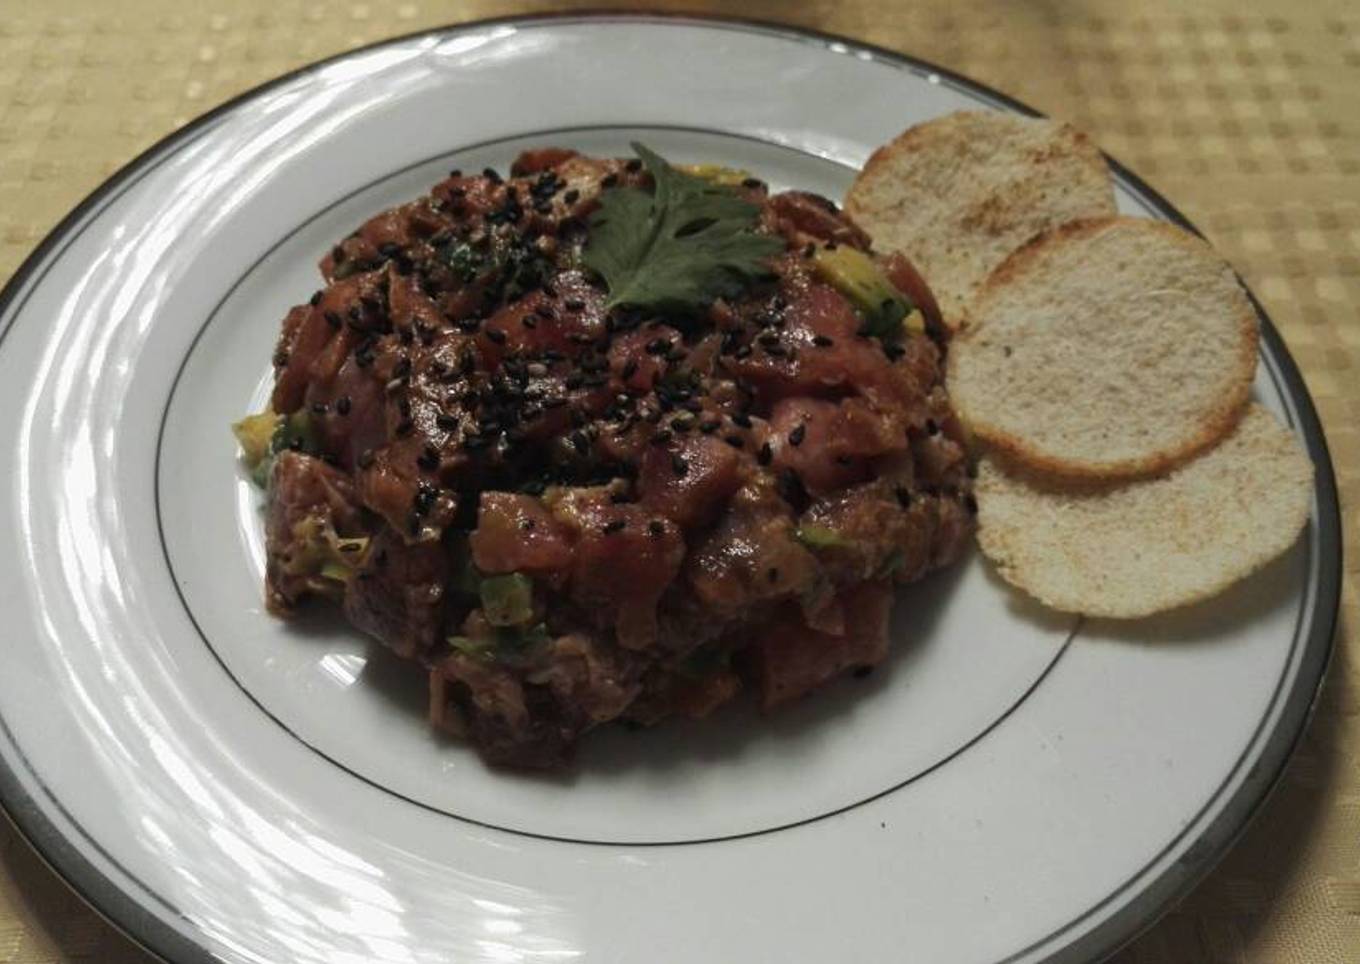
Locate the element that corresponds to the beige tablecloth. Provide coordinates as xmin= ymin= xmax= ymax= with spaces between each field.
xmin=1 ymin=2 xmax=1356 ymax=961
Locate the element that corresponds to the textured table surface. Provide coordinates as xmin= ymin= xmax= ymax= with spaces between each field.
xmin=0 ymin=1 xmax=1356 ymax=961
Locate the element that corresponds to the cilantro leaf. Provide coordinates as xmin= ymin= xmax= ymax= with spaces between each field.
xmin=582 ymin=143 xmax=784 ymax=314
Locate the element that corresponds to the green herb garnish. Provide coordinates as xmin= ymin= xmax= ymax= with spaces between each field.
xmin=582 ymin=143 xmax=784 ymax=314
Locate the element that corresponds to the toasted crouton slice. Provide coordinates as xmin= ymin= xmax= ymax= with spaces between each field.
xmin=974 ymin=403 xmax=1312 ymax=618
xmin=947 ymin=216 xmax=1259 ymax=479
xmin=845 ymin=111 xmax=1116 ymax=326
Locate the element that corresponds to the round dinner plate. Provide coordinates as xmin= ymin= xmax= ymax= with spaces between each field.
xmin=0 ymin=13 xmax=1340 ymax=964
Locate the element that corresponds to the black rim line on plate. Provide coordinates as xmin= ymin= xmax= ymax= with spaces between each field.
xmin=0 ymin=12 xmax=1340 ymax=964
xmin=155 ymin=120 xmax=1079 ymax=847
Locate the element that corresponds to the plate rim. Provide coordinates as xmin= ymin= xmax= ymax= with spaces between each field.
xmin=0 ymin=11 xmax=1342 ymax=964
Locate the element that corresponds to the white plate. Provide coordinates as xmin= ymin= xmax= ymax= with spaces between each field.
xmin=0 ymin=14 xmax=1340 ymax=964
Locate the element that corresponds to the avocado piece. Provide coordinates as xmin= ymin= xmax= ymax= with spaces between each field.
xmin=479 ymin=573 xmax=535 ymax=627
xmin=794 ymin=523 xmax=849 ymax=549
xmin=812 ymin=245 xmax=915 ymax=339
xmin=271 ymin=410 xmax=318 ymax=456
xmin=232 ymin=411 xmax=280 ymax=467
xmin=676 ymin=163 xmax=754 ymax=187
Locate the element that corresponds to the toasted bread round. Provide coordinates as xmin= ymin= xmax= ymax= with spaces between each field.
xmin=845 ymin=110 xmax=1117 ymax=326
xmin=947 ymin=217 xmax=1259 ymax=479
xmin=974 ymin=403 xmax=1313 ymax=618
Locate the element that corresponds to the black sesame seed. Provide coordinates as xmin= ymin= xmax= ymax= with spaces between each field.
xmin=601 ymin=173 xmax=619 ymax=188
xmin=757 ymin=441 xmax=773 ymax=465
xmin=414 ymin=484 xmax=437 ymax=515
xmin=724 ymin=434 xmax=744 ymax=449
xmin=335 ymin=396 xmax=352 ymax=416
xmin=324 ymin=310 xmax=343 ymax=329
xmin=564 ymin=298 xmax=585 ymax=311
xmin=436 ymin=414 xmax=459 ymax=431
xmin=731 ymin=412 xmax=753 ymax=429
xmin=648 ymin=519 xmax=664 ymax=536
xmin=671 ymin=453 xmax=689 ymax=477
xmin=416 ymin=446 xmax=440 ymax=471
xmin=650 ymin=429 xmax=673 ymax=446
xmin=802 ymin=243 xmax=816 ymax=258
xmin=733 ymin=345 xmax=752 ymax=359
xmin=699 ymin=419 xmax=721 ymax=434
xmin=310 ymin=401 xmax=329 ymax=416
xmin=485 ymin=328 xmax=507 ymax=345
xmin=926 ymin=419 xmax=939 ymax=435
xmin=621 ymin=358 xmax=639 ymax=380
xmin=765 ymin=344 xmax=788 ymax=357
xmin=521 ymin=519 xmax=536 ymax=531
xmin=895 ymin=486 xmax=912 ymax=508
xmin=788 ymin=424 xmax=806 ymax=447
xmin=357 ymin=449 xmax=376 ymax=469
xmin=309 ymin=291 xmax=323 ymax=306
xmin=603 ymin=519 xmax=626 ymax=535
xmin=563 ymin=189 xmax=580 ymax=204
xmin=812 ymin=334 xmax=834 ymax=347
xmin=569 ymin=431 xmax=589 ymax=454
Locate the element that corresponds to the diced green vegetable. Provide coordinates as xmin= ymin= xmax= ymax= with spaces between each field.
xmin=272 ymin=410 xmax=318 ymax=456
xmin=479 ymin=572 xmax=535 ymax=627
xmin=448 ymin=623 xmax=551 ymax=663
xmin=281 ymin=517 xmax=370 ymax=593
xmin=811 ymin=245 xmax=914 ymax=340
xmin=448 ymin=635 xmax=494 ymax=658
xmin=250 ymin=456 xmax=275 ymax=489
xmin=232 ymin=411 xmax=280 ymax=466
xmin=232 ymin=407 xmax=316 ymax=489
xmin=675 ymin=163 xmax=754 ymax=187
xmin=319 ymin=562 xmax=353 ymax=584
xmin=794 ymin=524 xmax=848 ymax=549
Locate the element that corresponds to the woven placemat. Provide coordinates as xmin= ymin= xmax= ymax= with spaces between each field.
xmin=1 ymin=2 xmax=1356 ymax=961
